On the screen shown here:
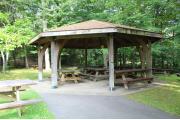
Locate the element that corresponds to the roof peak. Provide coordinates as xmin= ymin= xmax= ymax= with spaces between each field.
xmin=46 ymin=19 xmax=158 ymax=34
xmin=48 ymin=19 xmax=118 ymax=32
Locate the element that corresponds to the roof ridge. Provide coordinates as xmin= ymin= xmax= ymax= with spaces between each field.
xmin=45 ymin=19 xmax=159 ymax=34
xmin=47 ymin=20 xmax=117 ymax=32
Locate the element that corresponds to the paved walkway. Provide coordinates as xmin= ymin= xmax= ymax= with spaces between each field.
xmin=32 ymin=80 xmax=178 ymax=119
xmin=38 ymin=93 xmax=177 ymax=119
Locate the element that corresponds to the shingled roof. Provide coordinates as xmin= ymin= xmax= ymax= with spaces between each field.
xmin=48 ymin=20 xmax=149 ymax=32
xmin=30 ymin=20 xmax=162 ymax=46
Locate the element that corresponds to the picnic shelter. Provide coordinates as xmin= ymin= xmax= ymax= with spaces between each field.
xmin=30 ymin=20 xmax=162 ymax=90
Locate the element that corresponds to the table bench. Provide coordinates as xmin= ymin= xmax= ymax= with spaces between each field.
xmin=59 ymin=70 xmax=82 ymax=84
xmin=0 ymin=99 xmax=42 ymax=110
xmin=0 ymin=80 xmax=42 ymax=117
xmin=115 ymin=69 xmax=153 ymax=89
xmin=82 ymin=67 xmax=108 ymax=81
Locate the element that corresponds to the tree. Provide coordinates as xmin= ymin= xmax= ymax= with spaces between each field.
xmin=0 ymin=28 xmax=19 ymax=72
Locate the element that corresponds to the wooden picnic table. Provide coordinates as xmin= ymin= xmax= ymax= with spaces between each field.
xmin=0 ymin=80 xmax=42 ymax=117
xmin=84 ymin=67 xmax=108 ymax=71
xmin=82 ymin=67 xmax=108 ymax=81
xmin=115 ymin=69 xmax=153 ymax=89
xmin=59 ymin=70 xmax=81 ymax=84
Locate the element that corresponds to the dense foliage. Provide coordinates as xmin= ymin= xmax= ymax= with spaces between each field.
xmin=0 ymin=0 xmax=179 ymax=71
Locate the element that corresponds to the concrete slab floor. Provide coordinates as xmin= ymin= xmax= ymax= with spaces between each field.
xmin=32 ymin=79 xmax=160 ymax=96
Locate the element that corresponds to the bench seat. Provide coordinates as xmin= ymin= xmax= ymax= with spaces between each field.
xmin=126 ymin=77 xmax=153 ymax=83
xmin=0 ymin=89 xmax=25 ymax=95
xmin=117 ymin=77 xmax=153 ymax=84
xmin=80 ymin=73 xmax=108 ymax=81
xmin=0 ymin=99 xmax=42 ymax=110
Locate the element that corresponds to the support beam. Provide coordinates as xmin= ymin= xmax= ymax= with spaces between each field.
xmin=107 ymin=34 xmax=115 ymax=91
xmin=137 ymin=46 xmax=145 ymax=69
xmin=51 ymin=41 xmax=59 ymax=88
xmin=137 ymin=40 xmax=152 ymax=77
xmin=146 ymin=41 xmax=152 ymax=77
xmin=38 ymin=44 xmax=48 ymax=82
xmin=45 ymin=48 xmax=51 ymax=71
xmin=51 ymin=40 xmax=67 ymax=88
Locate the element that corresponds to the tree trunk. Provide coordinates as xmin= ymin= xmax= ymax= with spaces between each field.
xmin=24 ymin=47 xmax=29 ymax=68
xmin=1 ymin=51 xmax=9 ymax=72
xmin=45 ymin=48 xmax=50 ymax=70
xmin=41 ymin=0 xmax=50 ymax=71
xmin=1 ymin=51 xmax=6 ymax=72
xmin=25 ymin=55 xmax=29 ymax=68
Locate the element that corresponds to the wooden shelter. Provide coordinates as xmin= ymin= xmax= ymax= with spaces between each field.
xmin=30 ymin=20 xmax=162 ymax=90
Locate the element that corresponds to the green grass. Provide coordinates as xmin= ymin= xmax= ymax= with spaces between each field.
xmin=128 ymin=74 xmax=180 ymax=116
xmin=155 ymin=74 xmax=180 ymax=83
xmin=0 ymin=69 xmax=54 ymax=119
xmin=0 ymin=68 xmax=50 ymax=80
xmin=0 ymin=90 xmax=54 ymax=119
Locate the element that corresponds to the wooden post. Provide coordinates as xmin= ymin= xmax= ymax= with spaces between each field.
xmin=122 ymin=74 xmax=128 ymax=89
xmin=94 ymin=71 xmax=99 ymax=82
xmin=146 ymin=41 xmax=152 ymax=77
xmin=51 ymin=39 xmax=67 ymax=88
xmin=14 ymin=86 xmax=21 ymax=117
xmin=107 ymin=34 xmax=115 ymax=91
xmin=51 ymin=40 xmax=59 ymax=88
xmin=138 ymin=46 xmax=146 ymax=69
xmin=45 ymin=48 xmax=51 ymax=71
xmin=38 ymin=45 xmax=48 ymax=82
xmin=138 ymin=40 xmax=152 ymax=78
xmin=38 ymin=50 xmax=43 ymax=81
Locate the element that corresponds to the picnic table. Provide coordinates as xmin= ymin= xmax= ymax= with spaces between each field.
xmin=81 ymin=67 xmax=108 ymax=81
xmin=59 ymin=70 xmax=81 ymax=84
xmin=0 ymin=80 xmax=42 ymax=117
xmin=115 ymin=69 xmax=153 ymax=89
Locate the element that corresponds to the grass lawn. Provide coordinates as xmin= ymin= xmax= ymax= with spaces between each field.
xmin=0 ymin=69 xmax=54 ymax=119
xmin=0 ymin=68 xmax=50 ymax=80
xmin=0 ymin=90 xmax=54 ymax=119
xmin=128 ymin=74 xmax=180 ymax=116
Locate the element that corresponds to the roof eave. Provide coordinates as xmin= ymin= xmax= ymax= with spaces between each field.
xmin=30 ymin=27 xmax=162 ymax=45
xmin=117 ymin=27 xmax=162 ymax=38
xmin=29 ymin=34 xmax=42 ymax=45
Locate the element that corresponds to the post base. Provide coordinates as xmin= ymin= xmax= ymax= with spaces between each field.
xmin=51 ymin=86 xmax=58 ymax=89
xmin=109 ymin=87 xmax=115 ymax=91
xmin=38 ymin=80 xmax=43 ymax=82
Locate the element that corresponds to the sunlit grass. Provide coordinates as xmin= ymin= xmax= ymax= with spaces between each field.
xmin=155 ymin=74 xmax=180 ymax=83
xmin=0 ymin=69 xmax=53 ymax=118
xmin=128 ymin=74 xmax=180 ymax=116
xmin=0 ymin=68 xmax=50 ymax=81
xmin=0 ymin=89 xmax=54 ymax=119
